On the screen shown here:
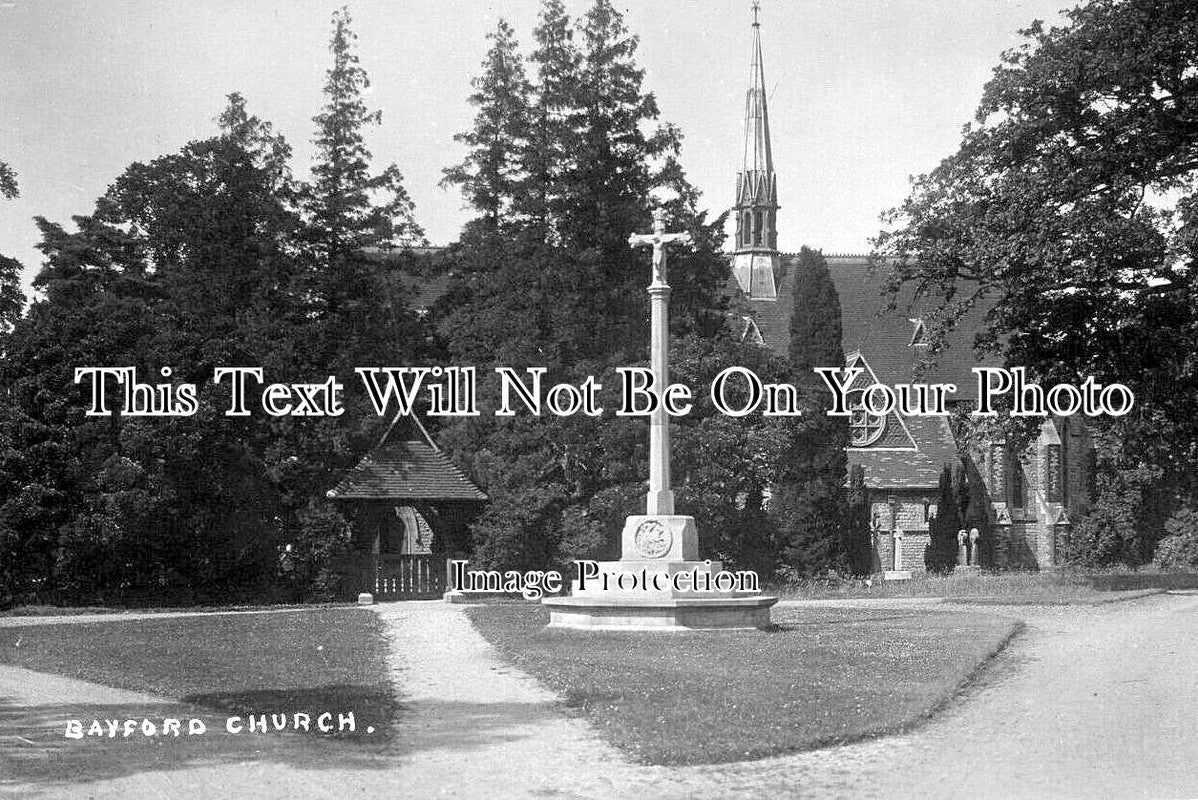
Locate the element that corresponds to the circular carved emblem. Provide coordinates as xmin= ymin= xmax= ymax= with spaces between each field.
xmin=634 ymin=519 xmax=672 ymax=559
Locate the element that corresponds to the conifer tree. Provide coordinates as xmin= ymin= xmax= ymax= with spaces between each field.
xmin=926 ymin=464 xmax=962 ymax=572
xmin=772 ymin=247 xmax=850 ymax=574
xmin=443 ymin=19 xmax=531 ymax=231
xmin=302 ymin=6 xmax=424 ymax=329
xmin=520 ymin=0 xmax=581 ymax=240
xmin=437 ymin=1 xmax=749 ymax=572
xmin=846 ymin=464 xmax=874 ymax=574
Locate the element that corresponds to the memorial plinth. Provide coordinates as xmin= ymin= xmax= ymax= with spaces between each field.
xmin=543 ymin=210 xmax=777 ymax=631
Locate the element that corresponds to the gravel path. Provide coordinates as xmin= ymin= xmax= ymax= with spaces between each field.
xmin=3 ymin=593 xmax=1196 ymax=798
xmin=374 ymin=594 xmax=1198 ymax=799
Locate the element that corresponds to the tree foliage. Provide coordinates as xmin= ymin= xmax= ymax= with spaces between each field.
xmin=771 ymin=248 xmax=850 ymax=575
xmin=0 ymin=161 xmax=16 ymax=200
xmin=926 ymin=465 xmax=962 ymax=572
xmin=436 ymin=0 xmax=803 ymax=574
xmin=0 ymin=11 xmax=432 ymax=605
xmin=0 ymin=162 xmax=23 ymax=332
xmin=877 ymin=0 xmax=1198 ymax=560
xmin=442 ymin=19 xmax=532 ymax=231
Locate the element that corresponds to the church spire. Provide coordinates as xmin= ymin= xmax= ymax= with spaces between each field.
xmin=732 ymin=0 xmax=779 ymax=299
xmin=744 ymin=0 xmax=773 ymax=177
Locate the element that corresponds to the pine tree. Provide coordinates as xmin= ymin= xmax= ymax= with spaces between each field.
xmin=443 ymin=19 xmax=531 ymax=231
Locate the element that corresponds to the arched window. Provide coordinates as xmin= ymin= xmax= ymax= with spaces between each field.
xmin=753 ymin=210 xmax=764 ymax=246
xmin=1010 ymin=460 xmax=1026 ymax=508
xmin=741 ymin=211 xmax=752 ymax=246
xmin=848 ymin=390 xmax=886 ymax=447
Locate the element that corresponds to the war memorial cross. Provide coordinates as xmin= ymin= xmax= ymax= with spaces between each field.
xmin=628 ymin=208 xmax=692 ymax=515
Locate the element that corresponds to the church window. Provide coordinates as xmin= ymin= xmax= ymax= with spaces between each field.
xmin=1010 ymin=460 xmax=1026 ymax=508
xmin=753 ymin=210 xmax=764 ymax=246
xmin=848 ymin=390 xmax=886 ymax=447
xmin=741 ymin=211 xmax=752 ymax=246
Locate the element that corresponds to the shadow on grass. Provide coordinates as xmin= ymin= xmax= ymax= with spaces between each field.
xmin=1085 ymin=573 xmax=1198 ymax=592
xmin=0 ymin=692 xmax=401 ymax=788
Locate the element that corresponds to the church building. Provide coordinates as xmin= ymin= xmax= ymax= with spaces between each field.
xmin=729 ymin=6 xmax=1092 ymax=573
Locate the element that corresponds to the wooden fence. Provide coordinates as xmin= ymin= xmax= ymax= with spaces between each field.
xmin=374 ymin=554 xmax=446 ymax=599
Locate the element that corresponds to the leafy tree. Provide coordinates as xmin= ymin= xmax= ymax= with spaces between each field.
xmin=876 ymin=0 xmax=1198 ymax=560
xmin=0 ymin=92 xmax=313 ymax=604
xmin=443 ymin=19 xmax=532 ymax=231
xmin=1152 ymin=507 xmax=1198 ymax=569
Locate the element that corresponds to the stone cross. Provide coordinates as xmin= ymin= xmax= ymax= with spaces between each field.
xmin=629 ymin=208 xmax=692 ymax=288
xmin=628 ymin=209 xmax=692 ymax=515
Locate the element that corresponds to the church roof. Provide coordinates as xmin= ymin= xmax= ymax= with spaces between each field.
xmin=747 ymin=254 xmax=997 ymax=393
xmin=741 ymin=253 xmax=996 ymax=490
xmin=327 ymin=414 xmax=488 ymax=502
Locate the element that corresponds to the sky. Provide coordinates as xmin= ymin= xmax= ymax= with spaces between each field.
xmin=0 ymin=0 xmax=1077 ymax=298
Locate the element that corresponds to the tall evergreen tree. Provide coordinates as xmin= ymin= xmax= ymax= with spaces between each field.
xmin=437 ymin=1 xmax=753 ymax=572
xmin=301 ymin=6 xmax=425 ymax=350
xmin=926 ymin=465 xmax=962 ymax=572
xmin=0 ymin=94 xmax=310 ymax=604
xmin=520 ymin=0 xmax=581 ymax=240
xmin=845 ymin=464 xmax=874 ymax=575
xmin=771 ymin=247 xmax=850 ymax=574
xmin=442 ymin=19 xmax=531 ymax=231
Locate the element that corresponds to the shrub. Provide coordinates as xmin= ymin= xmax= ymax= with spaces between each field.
xmin=1153 ymin=508 xmax=1198 ymax=570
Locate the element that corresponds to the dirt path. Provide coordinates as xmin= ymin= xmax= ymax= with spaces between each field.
xmin=3 ymin=594 xmax=1196 ymax=798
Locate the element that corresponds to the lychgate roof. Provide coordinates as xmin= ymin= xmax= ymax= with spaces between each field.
xmin=327 ymin=414 xmax=487 ymax=502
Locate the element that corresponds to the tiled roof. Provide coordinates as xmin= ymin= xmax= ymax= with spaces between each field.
xmin=328 ymin=415 xmax=487 ymax=502
xmin=849 ymin=415 xmax=959 ymax=490
xmin=744 ymin=254 xmax=998 ymax=395
xmin=735 ymin=253 xmax=988 ymax=491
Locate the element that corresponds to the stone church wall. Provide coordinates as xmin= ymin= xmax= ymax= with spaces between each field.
xmin=869 ymin=492 xmax=935 ymax=574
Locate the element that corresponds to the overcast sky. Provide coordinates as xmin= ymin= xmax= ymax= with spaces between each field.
xmin=0 ymin=0 xmax=1076 ymax=297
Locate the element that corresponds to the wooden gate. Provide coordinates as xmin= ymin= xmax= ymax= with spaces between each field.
xmin=375 ymin=554 xmax=446 ymax=599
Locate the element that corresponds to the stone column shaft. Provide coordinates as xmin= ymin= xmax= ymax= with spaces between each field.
xmin=647 ymin=284 xmax=674 ymax=515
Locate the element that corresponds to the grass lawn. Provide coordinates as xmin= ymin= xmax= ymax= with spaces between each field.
xmin=773 ymin=569 xmax=1198 ymax=603
xmin=467 ymin=603 xmax=1019 ymax=765
xmin=0 ymin=607 xmax=396 ymax=739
